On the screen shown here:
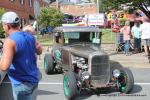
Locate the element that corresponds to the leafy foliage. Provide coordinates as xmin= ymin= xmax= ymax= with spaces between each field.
xmin=37 ymin=7 xmax=64 ymax=27
xmin=97 ymin=0 xmax=150 ymax=12
xmin=0 ymin=8 xmax=6 ymax=38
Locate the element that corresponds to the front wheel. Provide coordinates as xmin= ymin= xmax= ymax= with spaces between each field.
xmin=117 ymin=68 xmax=134 ymax=93
xmin=44 ymin=54 xmax=54 ymax=74
xmin=63 ymin=70 xmax=79 ymax=100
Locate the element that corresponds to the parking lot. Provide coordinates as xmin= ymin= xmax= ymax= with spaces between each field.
xmin=0 ymin=45 xmax=150 ymax=100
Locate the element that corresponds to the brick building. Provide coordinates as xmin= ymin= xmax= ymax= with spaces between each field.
xmin=50 ymin=1 xmax=97 ymax=16
xmin=0 ymin=0 xmax=48 ymax=25
xmin=60 ymin=4 xmax=97 ymax=16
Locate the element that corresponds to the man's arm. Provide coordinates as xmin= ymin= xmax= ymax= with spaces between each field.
xmin=0 ymin=39 xmax=15 ymax=72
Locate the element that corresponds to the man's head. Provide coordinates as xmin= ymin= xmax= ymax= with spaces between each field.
xmin=1 ymin=11 xmax=20 ymax=35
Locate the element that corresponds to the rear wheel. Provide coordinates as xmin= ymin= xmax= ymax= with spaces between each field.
xmin=63 ymin=70 xmax=79 ymax=100
xmin=117 ymin=68 xmax=134 ymax=93
xmin=44 ymin=54 xmax=54 ymax=74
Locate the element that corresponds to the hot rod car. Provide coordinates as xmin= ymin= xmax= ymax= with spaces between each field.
xmin=44 ymin=26 xmax=134 ymax=100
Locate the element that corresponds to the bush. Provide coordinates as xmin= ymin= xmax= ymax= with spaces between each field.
xmin=0 ymin=8 xmax=6 ymax=38
xmin=0 ymin=31 xmax=5 ymax=38
xmin=37 ymin=7 xmax=64 ymax=27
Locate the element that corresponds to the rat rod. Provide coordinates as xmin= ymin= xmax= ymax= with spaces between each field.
xmin=44 ymin=26 xmax=134 ymax=100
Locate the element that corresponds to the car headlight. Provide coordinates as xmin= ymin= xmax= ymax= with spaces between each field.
xmin=82 ymin=71 xmax=90 ymax=80
xmin=113 ymin=69 xmax=120 ymax=78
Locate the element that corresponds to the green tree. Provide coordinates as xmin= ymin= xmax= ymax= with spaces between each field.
xmin=0 ymin=8 xmax=5 ymax=17
xmin=37 ymin=7 xmax=64 ymax=27
xmin=0 ymin=8 xmax=6 ymax=38
xmin=95 ymin=0 xmax=150 ymax=12
xmin=95 ymin=0 xmax=150 ymax=18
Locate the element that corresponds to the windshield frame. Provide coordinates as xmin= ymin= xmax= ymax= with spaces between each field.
xmin=62 ymin=32 xmax=101 ymax=45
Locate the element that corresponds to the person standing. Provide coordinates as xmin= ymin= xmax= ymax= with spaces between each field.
xmin=131 ymin=21 xmax=141 ymax=53
xmin=0 ymin=11 xmax=42 ymax=100
xmin=139 ymin=15 xmax=150 ymax=63
xmin=120 ymin=20 xmax=131 ymax=56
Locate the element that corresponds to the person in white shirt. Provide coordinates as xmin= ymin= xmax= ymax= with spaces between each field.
xmin=131 ymin=21 xmax=141 ymax=53
xmin=139 ymin=15 xmax=150 ymax=62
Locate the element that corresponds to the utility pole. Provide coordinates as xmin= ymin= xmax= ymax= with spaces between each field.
xmin=96 ymin=0 xmax=99 ymax=13
xmin=56 ymin=0 xmax=59 ymax=9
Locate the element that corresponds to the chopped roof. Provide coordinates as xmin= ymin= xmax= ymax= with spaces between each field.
xmin=53 ymin=26 xmax=101 ymax=33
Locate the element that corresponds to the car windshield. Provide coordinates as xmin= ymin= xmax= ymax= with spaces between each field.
xmin=64 ymin=32 xmax=101 ymax=44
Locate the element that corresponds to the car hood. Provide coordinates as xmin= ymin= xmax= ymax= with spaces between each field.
xmin=65 ymin=43 xmax=106 ymax=58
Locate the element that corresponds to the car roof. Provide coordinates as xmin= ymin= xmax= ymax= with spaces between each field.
xmin=53 ymin=26 xmax=101 ymax=33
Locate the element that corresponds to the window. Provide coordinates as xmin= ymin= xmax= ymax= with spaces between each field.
xmin=29 ymin=0 xmax=33 ymax=7
xmin=20 ymin=0 xmax=24 ymax=5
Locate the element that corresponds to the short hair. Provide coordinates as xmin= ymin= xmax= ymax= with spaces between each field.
xmin=7 ymin=23 xmax=20 ymax=29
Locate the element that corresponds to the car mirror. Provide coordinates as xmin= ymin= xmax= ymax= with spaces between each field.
xmin=65 ymin=38 xmax=69 ymax=43
xmin=92 ymin=38 xmax=100 ymax=44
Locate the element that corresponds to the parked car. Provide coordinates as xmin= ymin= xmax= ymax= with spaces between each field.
xmin=39 ymin=26 xmax=54 ymax=35
xmin=44 ymin=26 xmax=134 ymax=100
xmin=63 ymin=14 xmax=74 ymax=24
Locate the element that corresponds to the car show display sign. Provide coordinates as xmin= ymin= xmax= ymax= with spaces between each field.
xmin=86 ymin=13 xmax=105 ymax=26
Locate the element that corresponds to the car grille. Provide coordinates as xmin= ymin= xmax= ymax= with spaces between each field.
xmin=91 ymin=55 xmax=110 ymax=86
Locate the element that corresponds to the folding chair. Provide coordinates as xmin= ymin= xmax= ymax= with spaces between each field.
xmin=115 ymin=33 xmax=125 ymax=53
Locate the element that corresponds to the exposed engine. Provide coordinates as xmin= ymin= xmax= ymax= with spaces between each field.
xmin=72 ymin=56 xmax=88 ymax=70
xmin=72 ymin=55 xmax=90 ymax=86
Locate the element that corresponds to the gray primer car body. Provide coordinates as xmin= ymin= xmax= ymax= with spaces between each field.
xmin=44 ymin=26 xmax=134 ymax=100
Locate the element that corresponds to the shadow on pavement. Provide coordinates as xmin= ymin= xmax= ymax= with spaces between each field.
xmin=75 ymin=85 xmax=142 ymax=100
xmin=75 ymin=90 xmax=93 ymax=100
xmin=131 ymin=84 xmax=142 ymax=94
xmin=37 ymin=89 xmax=59 ymax=95
xmin=75 ymin=87 xmax=118 ymax=100
xmin=38 ymin=69 xmax=42 ymax=81
xmin=33 ymin=89 xmax=59 ymax=100
xmin=0 ymin=75 xmax=13 ymax=100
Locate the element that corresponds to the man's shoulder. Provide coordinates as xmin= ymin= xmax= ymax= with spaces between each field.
xmin=3 ymin=38 xmax=16 ymax=48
